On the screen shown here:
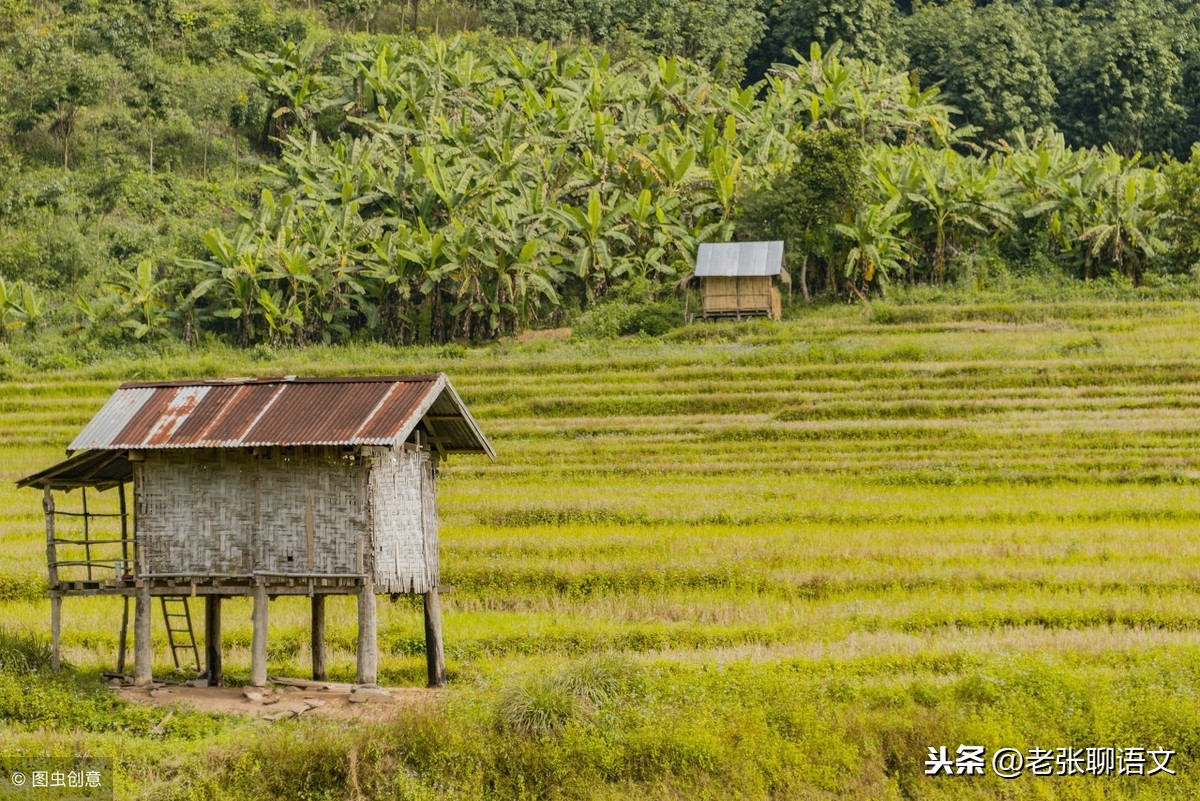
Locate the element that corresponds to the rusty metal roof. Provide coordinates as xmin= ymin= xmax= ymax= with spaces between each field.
xmin=62 ymin=374 xmax=494 ymax=456
xmin=695 ymin=241 xmax=785 ymax=277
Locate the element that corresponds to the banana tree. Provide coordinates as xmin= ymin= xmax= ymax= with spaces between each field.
xmin=242 ymin=37 xmax=332 ymax=148
xmin=0 ymin=276 xmax=38 ymax=339
xmin=836 ymin=200 xmax=912 ymax=299
xmin=1078 ymin=167 xmax=1168 ymax=282
xmin=105 ymin=259 xmax=175 ymax=340
xmin=549 ymin=188 xmax=634 ymax=301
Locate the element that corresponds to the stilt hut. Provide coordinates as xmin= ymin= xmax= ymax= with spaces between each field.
xmin=17 ymin=374 xmax=493 ymax=688
xmin=683 ymin=241 xmax=789 ymax=321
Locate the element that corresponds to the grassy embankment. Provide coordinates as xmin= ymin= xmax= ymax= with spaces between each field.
xmin=4 ymin=300 xmax=1200 ymax=798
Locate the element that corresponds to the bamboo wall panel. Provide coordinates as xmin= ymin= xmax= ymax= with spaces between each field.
xmin=134 ymin=448 xmax=433 ymax=584
xmin=422 ymin=455 xmax=439 ymax=588
xmin=135 ymin=451 xmax=257 ymax=574
xmin=701 ymin=276 xmax=774 ymax=315
xmin=255 ymin=450 xmax=367 ymax=575
xmin=367 ymin=448 xmax=438 ymax=594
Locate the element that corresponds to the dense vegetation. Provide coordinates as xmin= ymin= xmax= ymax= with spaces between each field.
xmin=472 ymin=0 xmax=1200 ymax=159
xmin=5 ymin=303 xmax=1200 ymax=797
xmin=2 ymin=0 xmax=1200 ymax=349
xmin=141 ymin=37 xmax=1200 ymax=343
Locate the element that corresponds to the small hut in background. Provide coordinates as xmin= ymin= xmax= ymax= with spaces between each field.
xmin=18 ymin=374 xmax=493 ymax=689
xmin=682 ymin=241 xmax=789 ymax=321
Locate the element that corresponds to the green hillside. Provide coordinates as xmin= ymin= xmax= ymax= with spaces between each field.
xmin=3 ymin=0 xmax=1200 ymax=352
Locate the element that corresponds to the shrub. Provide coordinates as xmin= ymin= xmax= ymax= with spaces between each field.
xmin=496 ymin=674 xmax=585 ymax=736
xmin=572 ymin=290 xmax=684 ymax=339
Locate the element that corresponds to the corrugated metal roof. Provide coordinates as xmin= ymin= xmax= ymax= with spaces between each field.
xmin=694 ymin=241 xmax=784 ymax=277
xmin=63 ymin=374 xmax=495 ymax=457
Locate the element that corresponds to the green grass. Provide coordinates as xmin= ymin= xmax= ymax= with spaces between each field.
xmin=4 ymin=299 xmax=1200 ymax=798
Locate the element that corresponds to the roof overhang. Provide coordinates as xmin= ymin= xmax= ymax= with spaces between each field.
xmin=17 ymin=373 xmax=495 ymax=490
xmin=17 ymin=449 xmax=132 ymax=491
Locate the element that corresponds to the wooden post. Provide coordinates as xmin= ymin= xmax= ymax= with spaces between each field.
xmin=116 ymin=596 xmax=129 ymax=675
xmin=134 ymin=582 xmax=152 ymax=686
xmin=49 ymin=594 xmax=61 ymax=673
xmin=204 ymin=596 xmax=222 ymax=687
xmin=356 ymin=580 xmax=377 ymax=686
xmin=43 ymin=487 xmax=60 ymax=672
xmin=118 ymin=481 xmax=130 ymax=569
xmin=251 ymin=583 xmax=268 ymax=687
xmin=311 ymin=595 xmax=327 ymax=681
xmin=423 ymin=588 xmax=446 ymax=687
xmin=81 ymin=486 xmax=91 ymax=581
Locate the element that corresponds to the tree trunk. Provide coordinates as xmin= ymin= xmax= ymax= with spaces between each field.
xmin=799 ymin=254 xmax=810 ymax=304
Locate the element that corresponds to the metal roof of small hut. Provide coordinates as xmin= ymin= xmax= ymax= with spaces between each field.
xmin=694 ymin=241 xmax=786 ymax=278
xmin=19 ymin=373 xmax=493 ymax=490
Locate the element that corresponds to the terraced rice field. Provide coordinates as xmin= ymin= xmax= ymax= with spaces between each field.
xmin=5 ymin=300 xmax=1200 ymax=798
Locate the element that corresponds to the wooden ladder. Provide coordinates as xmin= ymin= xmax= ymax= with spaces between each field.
xmin=160 ymin=596 xmax=200 ymax=672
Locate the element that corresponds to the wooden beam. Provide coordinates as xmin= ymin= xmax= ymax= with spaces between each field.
xmin=251 ymin=583 xmax=268 ymax=687
xmin=423 ymin=588 xmax=446 ymax=687
xmin=44 ymin=487 xmax=60 ymax=672
xmin=49 ymin=595 xmax=61 ymax=673
xmin=82 ymin=487 xmax=91 ymax=581
xmin=311 ymin=595 xmax=326 ymax=681
xmin=44 ymin=487 xmax=57 ymax=589
xmin=133 ymin=582 xmax=152 ymax=686
xmin=116 ymin=596 xmax=129 ymax=675
xmin=356 ymin=582 xmax=377 ymax=686
xmin=423 ymin=417 xmax=446 ymax=457
xmin=204 ymin=596 xmax=222 ymax=687
xmin=119 ymin=481 xmax=129 ymax=570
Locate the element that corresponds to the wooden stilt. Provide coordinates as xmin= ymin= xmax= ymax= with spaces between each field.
xmin=134 ymin=582 xmax=152 ymax=686
xmin=204 ymin=596 xmax=222 ymax=686
xmin=81 ymin=487 xmax=91 ymax=581
xmin=423 ymin=588 xmax=446 ymax=687
xmin=116 ymin=596 xmax=129 ymax=675
xmin=43 ymin=486 xmax=60 ymax=673
xmin=311 ymin=595 xmax=326 ymax=681
xmin=49 ymin=594 xmax=61 ymax=672
xmin=251 ymin=583 xmax=268 ymax=687
xmin=118 ymin=480 xmax=130 ymax=574
xmin=356 ymin=581 xmax=377 ymax=686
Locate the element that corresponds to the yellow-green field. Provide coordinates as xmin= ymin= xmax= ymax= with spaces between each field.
xmin=5 ymin=301 xmax=1200 ymax=799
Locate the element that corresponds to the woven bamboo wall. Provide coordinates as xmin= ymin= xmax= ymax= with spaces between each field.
xmin=135 ymin=448 xmax=372 ymax=578
xmin=367 ymin=447 xmax=439 ymax=594
xmin=134 ymin=446 xmax=437 ymax=588
xmin=255 ymin=449 xmax=368 ymax=575
xmin=135 ymin=450 xmax=258 ymax=575
xmin=701 ymin=276 xmax=774 ymax=315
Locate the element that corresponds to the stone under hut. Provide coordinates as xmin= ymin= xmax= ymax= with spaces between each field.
xmin=17 ymin=373 xmax=494 ymax=688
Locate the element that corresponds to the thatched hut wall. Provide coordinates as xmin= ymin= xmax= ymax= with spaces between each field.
xmin=368 ymin=447 xmax=439 ymax=594
xmin=133 ymin=447 xmax=437 ymax=590
xmin=700 ymin=276 xmax=782 ymax=319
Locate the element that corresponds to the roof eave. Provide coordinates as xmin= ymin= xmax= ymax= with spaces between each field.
xmin=439 ymin=379 xmax=497 ymax=460
xmin=388 ymin=375 xmax=496 ymax=460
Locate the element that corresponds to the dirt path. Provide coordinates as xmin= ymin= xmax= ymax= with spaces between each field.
xmin=116 ymin=678 xmax=438 ymax=722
